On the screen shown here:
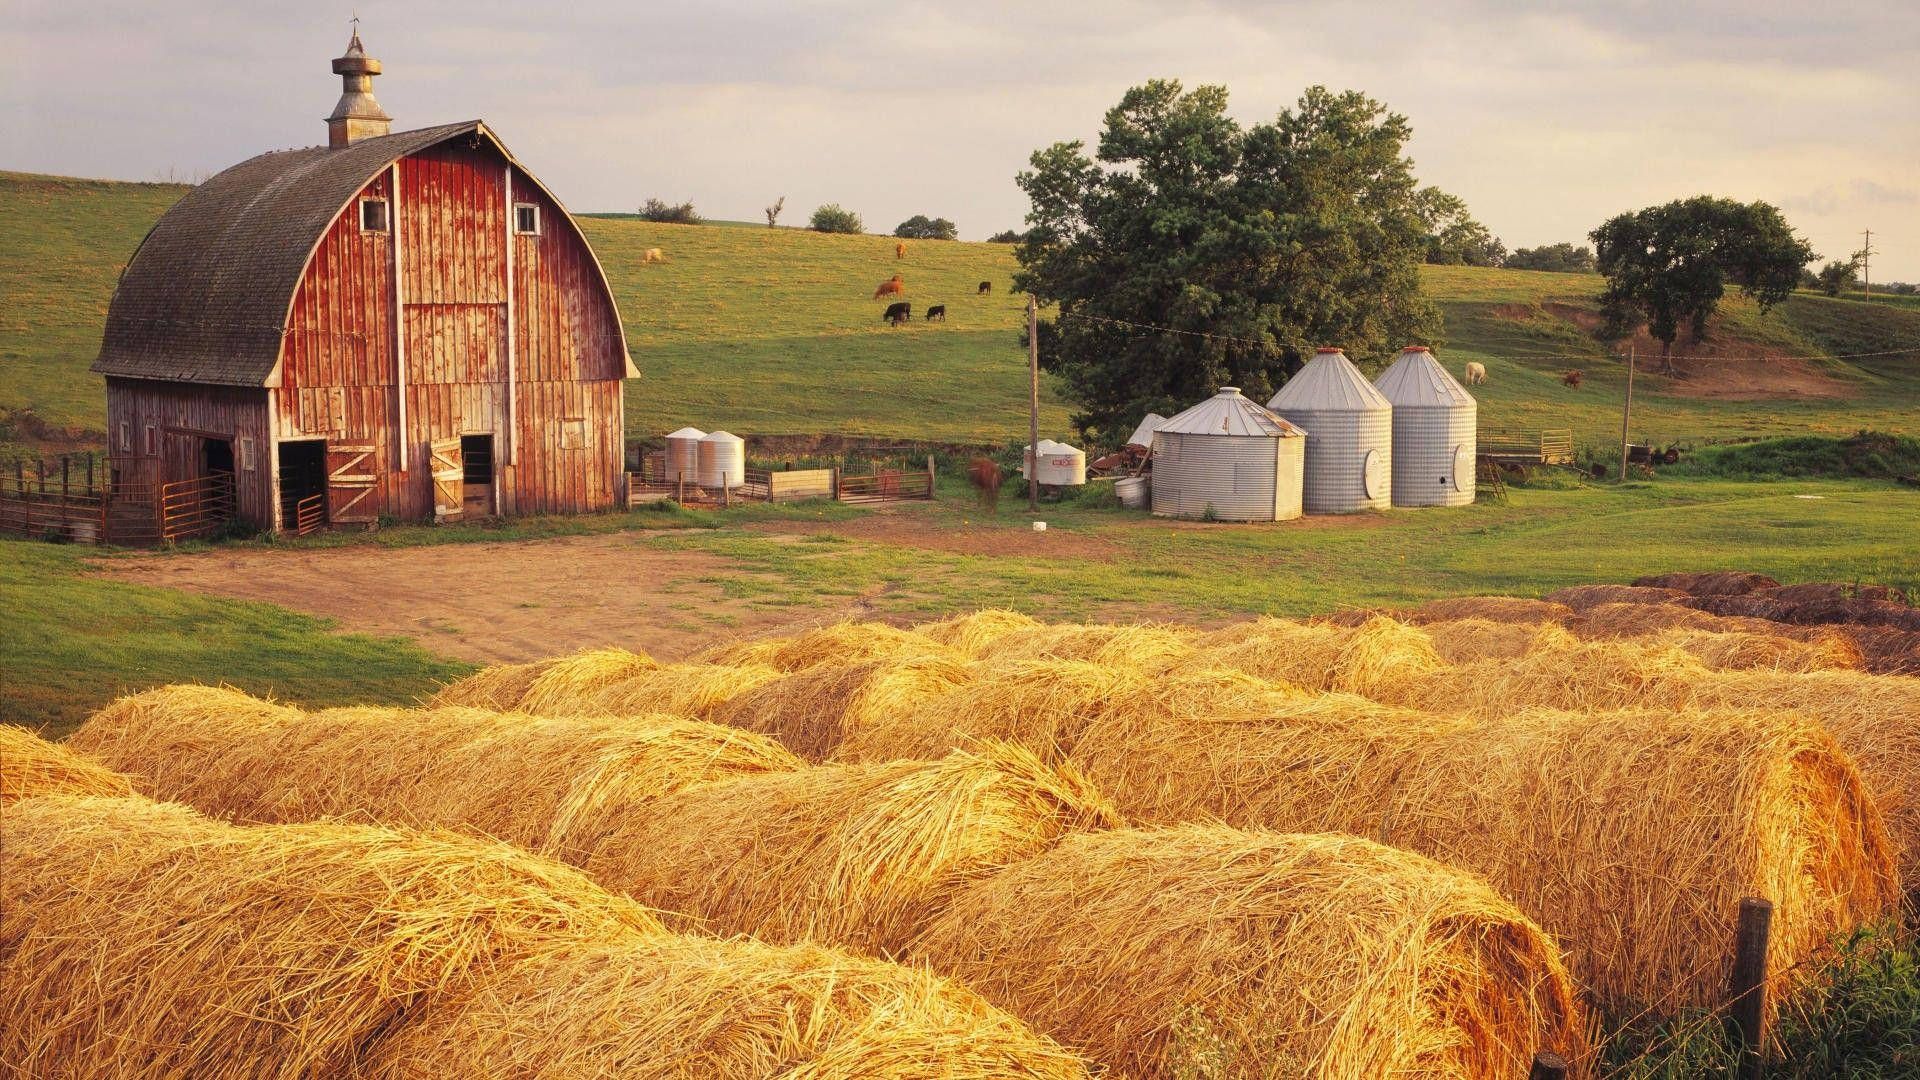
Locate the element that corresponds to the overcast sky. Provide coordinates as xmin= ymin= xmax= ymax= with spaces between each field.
xmin=6 ymin=0 xmax=1916 ymax=279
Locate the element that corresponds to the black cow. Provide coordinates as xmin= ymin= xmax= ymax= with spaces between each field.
xmin=882 ymin=301 xmax=910 ymax=325
xmin=977 ymin=280 xmax=992 ymax=295
xmin=926 ymin=305 xmax=947 ymax=322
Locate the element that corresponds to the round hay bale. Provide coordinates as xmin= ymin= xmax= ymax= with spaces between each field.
xmin=514 ymin=647 xmax=660 ymax=714
xmin=1069 ymin=697 xmax=1900 ymax=1017
xmin=1544 ymin=583 xmax=1690 ymax=611
xmin=1420 ymin=618 xmax=1579 ymax=664
xmin=695 ymin=621 xmax=955 ymax=672
xmin=835 ymin=659 xmax=1151 ymax=764
xmin=1651 ymin=627 xmax=1865 ymax=673
xmin=1833 ymin=625 xmax=1920 ymax=676
xmin=1761 ymin=581 xmax=1907 ymax=605
xmin=1573 ymin=600 xmax=1744 ymax=639
xmin=1633 ymin=570 xmax=1781 ymax=596
xmin=0 ymin=795 xmax=663 ymax=1079
xmin=908 ymin=825 xmax=1590 ymax=1079
xmin=974 ymin=622 xmax=1197 ymax=670
xmin=1391 ymin=636 xmax=1711 ymax=714
xmin=67 ymin=685 xmax=303 ymax=810
xmin=1189 ymin=615 xmax=1443 ymax=700
xmin=914 ymin=609 xmax=1045 ymax=657
xmin=582 ymin=661 xmax=783 ymax=720
xmin=710 ymin=654 xmax=972 ymax=761
xmin=0 ymin=724 xmax=133 ymax=804
xmin=370 ymin=933 xmax=1094 ymax=1079
xmin=583 ymin=744 xmax=1122 ymax=954
xmin=1399 ymin=595 xmax=1574 ymax=625
xmin=429 ymin=659 xmax=552 ymax=710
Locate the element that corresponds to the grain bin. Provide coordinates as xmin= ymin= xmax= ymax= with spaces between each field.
xmin=664 ymin=427 xmax=705 ymax=483
xmin=1151 ymin=388 xmax=1306 ymax=522
xmin=1022 ymin=441 xmax=1087 ymax=486
xmin=1374 ymin=346 xmax=1475 ymax=507
xmin=696 ymin=430 xmax=746 ymax=489
xmin=1267 ymin=348 xmax=1392 ymax=513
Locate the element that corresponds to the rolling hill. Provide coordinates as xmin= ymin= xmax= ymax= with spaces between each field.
xmin=4 ymin=169 xmax=1917 ymax=452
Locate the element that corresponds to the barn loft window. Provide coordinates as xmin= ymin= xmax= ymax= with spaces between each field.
xmin=117 ymin=421 xmax=131 ymax=453
xmin=360 ymin=197 xmax=390 ymax=233
xmin=240 ymin=437 xmax=257 ymax=472
xmin=514 ymin=203 xmax=541 ymax=235
xmin=143 ymin=424 xmax=159 ymax=457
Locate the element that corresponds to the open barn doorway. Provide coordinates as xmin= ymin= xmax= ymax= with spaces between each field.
xmin=279 ymin=439 xmax=327 ymax=534
xmin=462 ymin=434 xmax=495 ymax=516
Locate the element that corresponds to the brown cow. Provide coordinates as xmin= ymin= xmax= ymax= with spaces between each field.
xmin=874 ymin=274 xmax=905 ymax=300
xmin=896 ymin=241 xmax=907 ymax=259
xmin=977 ymin=280 xmax=992 ymax=295
xmin=968 ymin=457 xmax=1002 ymax=512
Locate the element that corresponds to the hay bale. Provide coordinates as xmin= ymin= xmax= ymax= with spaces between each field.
xmin=514 ymin=647 xmax=660 ymax=714
xmin=1651 ymin=627 xmax=1865 ymax=673
xmin=0 ymin=724 xmax=134 ymax=804
xmin=583 ymin=744 xmax=1122 ymax=954
xmin=1761 ymin=581 xmax=1908 ymax=605
xmin=695 ymin=621 xmax=956 ymax=672
xmin=582 ymin=661 xmax=784 ymax=720
xmin=909 ymin=825 xmax=1589 ymax=1079
xmin=370 ymin=934 xmax=1093 ymax=1079
xmin=1390 ymin=636 xmax=1711 ymax=713
xmin=66 ymin=685 xmax=304 ymax=810
xmin=1574 ymin=600 xmax=1754 ymax=638
xmin=1421 ymin=619 xmax=1579 ymax=664
xmin=1399 ymin=595 xmax=1574 ymax=625
xmin=1188 ymin=615 xmax=1443 ymax=699
xmin=974 ymin=622 xmax=1198 ymax=670
xmin=430 ymin=658 xmax=553 ymax=710
xmin=1833 ymin=625 xmax=1920 ymax=676
xmin=1634 ymin=570 xmax=1781 ymax=596
xmin=1544 ymin=583 xmax=1691 ymax=611
xmin=1068 ymin=697 xmax=1899 ymax=1017
xmin=914 ymin=608 xmax=1045 ymax=657
xmin=0 ymin=795 xmax=663 ymax=1078
xmin=709 ymin=654 xmax=972 ymax=761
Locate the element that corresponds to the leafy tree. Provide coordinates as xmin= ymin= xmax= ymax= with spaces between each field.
xmin=985 ymin=229 xmax=1024 ymax=243
xmin=894 ymin=215 xmax=958 ymax=240
xmin=1590 ymin=196 xmax=1816 ymax=371
xmin=1815 ymin=258 xmax=1860 ymax=297
xmin=809 ymin=204 xmax=863 ymax=234
xmin=765 ymin=196 xmax=785 ymax=228
xmin=1507 ymin=243 xmax=1597 ymax=273
xmin=1014 ymin=81 xmax=1441 ymax=441
xmin=1416 ymin=187 xmax=1505 ymax=266
xmin=639 ymin=198 xmax=701 ymax=225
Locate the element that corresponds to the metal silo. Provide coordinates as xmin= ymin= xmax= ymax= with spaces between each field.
xmin=1150 ymin=388 xmax=1306 ymax=521
xmin=664 ymin=427 xmax=707 ymax=483
xmin=1267 ymin=348 xmax=1393 ymax=513
xmin=697 ymin=430 xmax=746 ymax=489
xmin=1374 ymin=346 xmax=1476 ymax=507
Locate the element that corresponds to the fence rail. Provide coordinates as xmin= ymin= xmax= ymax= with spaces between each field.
xmin=292 ymin=493 xmax=326 ymax=537
xmin=837 ymin=469 xmax=934 ymax=503
xmin=158 ymin=471 xmax=236 ymax=543
xmin=1480 ymin=429 xmax=1575 ymax=465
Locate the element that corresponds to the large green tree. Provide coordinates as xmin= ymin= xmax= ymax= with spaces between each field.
xmin=1590 ymin=197 xmax=1816 ymax=371
xmin=1416 ymin=187 xmax=1506 ymax=267
xmin=1014 ymin=81 xmax=1440 ymax=441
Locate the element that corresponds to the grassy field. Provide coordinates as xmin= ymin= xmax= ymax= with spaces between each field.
xmin=6 ymin=169 xmax=1918 ymax=451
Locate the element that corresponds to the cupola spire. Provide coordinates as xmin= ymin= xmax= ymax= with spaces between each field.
xmin=326 ymin=20 xmax=392 ymax=148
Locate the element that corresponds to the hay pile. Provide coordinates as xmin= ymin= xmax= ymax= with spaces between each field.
xmin=1189 ymin=615 xmax=1443 ymax=699
xmin=1399 ymin=595 xmax=1574 ymax=625
xmin=583 ymin=661 xmax=784 ymax=720
xmin=583 ymin=744 xmax=1122 ymax=954
xmin=914 ymin=609 xmax=1044 ymax=657
xmin=974 ymin=622 xmax=1197 ymax=670
xmin=1635 ymin=570 xmax=1780 ymax=595
xmin=1545 ymin=583 xmax=1691 ymax=611
xmin=0 ymin=724 xmax=134 ymax=804
xmin=696 ymin=621 xmax=956 ymax=672
xmin=63 ymin=684 xmax=304 ymax=810
xmin=1404 ymin=618 xmax=1578 ymax=665
xmin=430 ymin=647 xmax=658 ymax=713
xmin=1574 ymin=600 xmax=1772 ymax=638
xmin=909 ymin=825 xmax=1589 ymax=1079
xmin=1388 ymin=635 xmax=1710 ymax=713
xmin=1651 ymin=627 xmax=1865 ymax=673
xmin=709 ymin=654 xmax=973 ymax=761
xmin=1067 ymin=697 xmax=1899 ymax=1014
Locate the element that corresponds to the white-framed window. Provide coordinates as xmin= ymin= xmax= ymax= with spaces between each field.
xmin=117 ymin=421 xmax=131 ymax=453
xmin=240 ymin=437 xmax=257 ymax=472
xmin=514 ymin=203 xmax=541 ymax=235
xmin=360 ymin=197 xmax=390 ymax=233
xmin=143 ymin=424 xmax=159 ymax=457
xmin=561 ymin=418 xmax=586 ymax=450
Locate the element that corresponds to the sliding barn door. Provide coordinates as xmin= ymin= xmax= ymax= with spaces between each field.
xmin=326 ymin=443 xmax=378 ymax=524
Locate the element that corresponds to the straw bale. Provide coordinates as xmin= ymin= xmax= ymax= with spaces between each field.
xmin=1188 ymin=615 xmax=1443 ymax=699
xmin=1544 ymin=583 xmax=1691 ymax=611
xmin=1421 ymin=618 xmax=1579 ymax=664
xmin=914 ymin=608 xmax=1045 ymax=657
xmin=66 ymin=684 xmax=303 ymax=810
xmin=695 ymin=621 xmax=956 ymax=672
xmin=1399 ymin=595 xmax=1574 ymax=625
xmin=0 ymin=724 xmax=134 ymax=804
xmin=582 ymin=661 xmax=784 ymax=720
xmin=910 ymin=825 xmax=1590 ymax=1080
xmin=371 ymin=933 xmax=1093 ymax=1079
xmin=1762 ymin=581 xmax=1908 ymax=605
xmin=430 ymin=658 xmax=553 ymax=709
xmin=1634 ymin=570 xmax=1781 ymax=596
xmin=1574 ymin=600 xmax=1758 ymax=638
xmin=513 ymin=647 xmax=660 ymax=713
xmin=1068 ymin=699 xmax=1899 ymax=1017
xmin=583 ymin=744 xmax=1122 ymax=954
xmin=1390 ymin=636 xmax=1711 ymax=714
xmin=974 ymin=621 xmax=1198 ymax=670
xmin=0 ymin=795 xmax=663 ymax=1079
xmin=709 ymin=654 xmax=973 ymax=761
xmin=1650 ymin=627 xmax=1865 ymax=673
xmin=1835 ymin=625 xmax=1920 ymax=676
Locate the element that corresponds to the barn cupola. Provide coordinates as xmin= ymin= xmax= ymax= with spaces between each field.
xmin=325 ymin=27 xmax=392 ymax=148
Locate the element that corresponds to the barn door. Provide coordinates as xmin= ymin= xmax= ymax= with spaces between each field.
xmin=430 ymin=437 xmax=463 ymax=521
xmin=326 ymin=444 xmax=378 ymax=523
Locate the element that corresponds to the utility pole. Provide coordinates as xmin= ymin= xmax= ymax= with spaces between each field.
xmin=1619 ymin=347 xmax=1635 ymax=483
xmin=1861 ymin=228 xmax=1875 ymax=299
xmin=1027 ymin=294 xmax=1040 ymax=512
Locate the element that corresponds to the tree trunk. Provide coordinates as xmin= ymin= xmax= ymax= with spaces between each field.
xmin=1661 ymin=338 xmax=1675 ymax=375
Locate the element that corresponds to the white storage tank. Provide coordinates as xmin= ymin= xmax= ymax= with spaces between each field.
xmin=664 ymin=427 xmax=706 ymax=483
xmin=1151 ymin=388 xmax=1306 ymax=522
xmin=1374 ymin=346 xmax=1476 ymax=507
xmin=1022 ymin=440 xmax=1087 ymax=486
xmin=1267 ymin=347 xmax=1393 ymax=513
xmin=696 ymin=430 xmax=746 ymax=489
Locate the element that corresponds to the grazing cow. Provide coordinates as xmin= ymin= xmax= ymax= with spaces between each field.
xmin=874 ymin=275 xmax=905 ymax=300
xmin=896 ymin=241 xmax=907 ymax=259
xmin=642 ymin=248 xmax=665 ymax=264
xmin=883 ymin=301 xmax=911 ymax=325
xmin=978 ymin=280 xmax=992 ymax=295
xmin=968 ymin=457 xmax=1002 ymax=511
xmin=926 ymin=305 xmax=946 ymax=322
xmin=1464 ymin=362 xmax=1487 ymax=385
xmin=1561 ymin=369 xmax=1584 ymax=389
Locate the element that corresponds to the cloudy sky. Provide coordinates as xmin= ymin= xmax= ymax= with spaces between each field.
xmin=6 ymin=0 xmax=1916 ymax=278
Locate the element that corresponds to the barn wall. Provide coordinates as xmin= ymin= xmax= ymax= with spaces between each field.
xmin=104 ymin=377 xmax=274 ymax=527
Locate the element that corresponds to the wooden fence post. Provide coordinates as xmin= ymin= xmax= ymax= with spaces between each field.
xmin=37 ymin=458 xmax=46 ymax=494
xmin=926 ymin=454 xmax=936 ymax=499
xmin=1728 ymin=896 xmax=1773 ymax=1080
xmin=722 ymin=482 xmax=731 ymax=509
xmin=1527 ymin=1051 xmax=1569 ymax=1080
xmin=61 ymin=455 xmax=70 ymax=504
xmin=830 ymin=466 xmax=840 ymax=500
xmin=86 ymin=452 xmax=95 ymax=494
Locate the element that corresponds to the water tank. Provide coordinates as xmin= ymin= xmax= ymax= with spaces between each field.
xmin=1022 ymin=440 xmax=1087 ymax=486
xmin=1374 ymin=346 xmax=1476 ymax=507
xmin=664 ymin=427 xmax=706 ymax=482
xmin=1267 ymin=348 xmax=1393 ymax=513
xmin=1150 ymin=388 xmax=1307 ymax=522
xmin=696 ymin=430 xmax=746 ymax=489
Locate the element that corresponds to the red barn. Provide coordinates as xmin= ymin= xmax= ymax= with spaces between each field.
xmin=92 ymin=32 xmax=634 ymax=535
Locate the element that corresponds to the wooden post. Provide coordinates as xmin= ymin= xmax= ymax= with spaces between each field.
xmin=1727 ymin=896 xmax=1773 ymax=1080
xmin=722 ymin=482 xmax=731 ymax=509
xmin=86 ymin=452 xmax=95 ymax=494
xmin=1527 ymin=1052 xmax=1569 ymax=1080
xmin=1027 ymin=294 xmax=1040 ymax=513
xmin=831 ymin=466 xmax=840 ymax=500
xmin=926 ymin=454 xmax=936 ymax=499
xmin=37 ymin=458 xmax=47 ymax=494
xmin=1618 ymin=346 xmax=1635 ymax=483
xmin=61 ymin=455 xmax=70 ymax=504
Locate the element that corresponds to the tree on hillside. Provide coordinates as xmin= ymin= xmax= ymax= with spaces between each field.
xmin=1507 ymin=243 xmax=1597 ymax=273
xmin=1416 ymin=188 xmax=1506 ymax=266
xmin=986 ymin=229 xmax=1024 ymax=243
xmin=1014 ymin=81 xmax=1440 ymax=441
xmin=1815 ymin=256 xmax=1861 ymax=297
xmin=765 ymin=196 xmax=785 ymax=228
xmin=894 ymin=215 xmax=958 ymax=240
xmin=1590 ymin=197 xmax=1816 ymax=372
xmin=640 ymin=198 xmax=702 ymax=225
xmin=809 ymin=204 xmax=863 ymax=234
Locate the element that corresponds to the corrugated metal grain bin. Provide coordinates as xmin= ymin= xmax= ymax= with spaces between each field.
xmin=1267 ymin=348 xmax=1393 ymax=513
xmin=1151 ymin=388 xmax=1306 ymax=522
xmin=1374 ymin=346 xmax=1476 ymax=507
xmin=696 ymin=430 xmax=746 ymax=489
xmin=1022 ymin=440 xmax=1088 ymax=486
xmin=665 ymin=427 xmax=706 ymax=482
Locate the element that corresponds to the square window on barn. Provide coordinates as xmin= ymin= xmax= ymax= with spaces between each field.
xmin=561 ymin=418 xmax=587 ymax=450
xmin=360 ymin=197 xmax=390 ymax=233
xmin=514 ymin=203 xmax=541 ymax=235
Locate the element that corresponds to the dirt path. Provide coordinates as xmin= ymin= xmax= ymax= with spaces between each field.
xmin=94 ymin=533 xmax=865 ymax=665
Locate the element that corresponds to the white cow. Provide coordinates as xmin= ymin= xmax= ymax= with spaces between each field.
xmin=1464 ymin=362 xmax=1487 ymax=385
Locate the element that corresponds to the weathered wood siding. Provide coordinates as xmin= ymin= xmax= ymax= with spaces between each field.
xmin=104 ymin=377 xmax=273 ymax=526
